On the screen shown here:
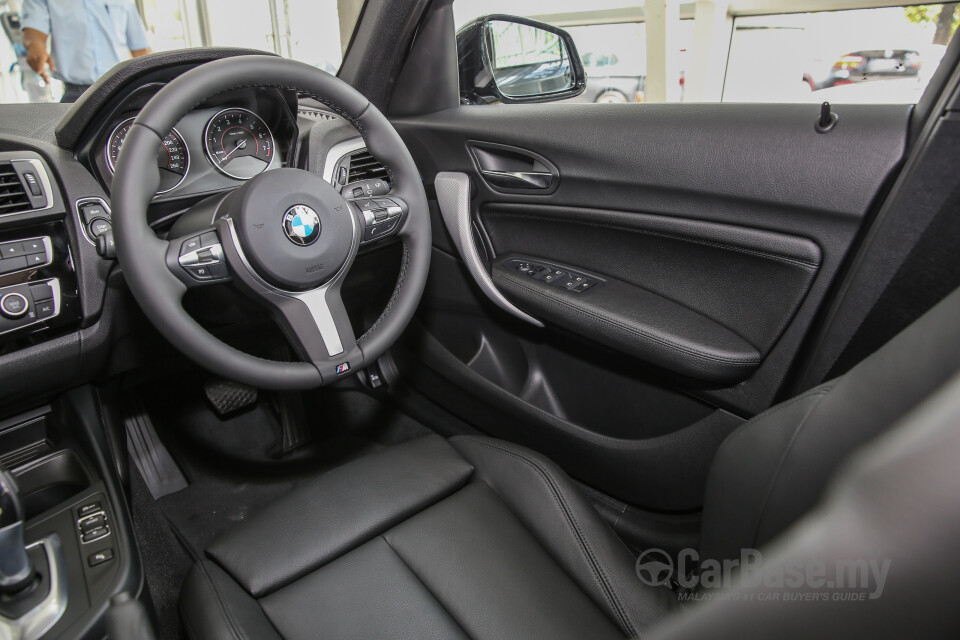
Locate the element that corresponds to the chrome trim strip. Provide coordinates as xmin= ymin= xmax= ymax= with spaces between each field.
xmin=0 ymin=534 xmax=68 ymax=640
xmin=321 ymin=137 xmax=365 ymax=185
xmin=434 ymin=171 xmax=543 ymax=328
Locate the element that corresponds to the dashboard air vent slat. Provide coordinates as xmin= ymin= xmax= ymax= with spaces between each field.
xmin=0 ymin=162 xmax=30 ymax=214
xmin=347 ymin=150 xmax=389 ymax=183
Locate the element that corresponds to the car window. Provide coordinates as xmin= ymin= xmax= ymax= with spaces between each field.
xmin=0 ymin=0 xmax=365 ymax=104
xmin=454 ymin=0 xmax=958 ymax=104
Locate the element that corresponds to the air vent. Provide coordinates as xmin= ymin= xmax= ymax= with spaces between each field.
xmin=347 ymin=150 xmax=389 ymax=183
xmin=297 ymin=107 xmax=338 ymax=121
xmin=0 ymin=162 xmax=31 ymax=215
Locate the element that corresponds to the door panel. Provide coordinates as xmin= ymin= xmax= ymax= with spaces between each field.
xmin=392 ymin=102 xmax=909 ymax=511
xmin=484 ymin=205 xmax=822 ymax=384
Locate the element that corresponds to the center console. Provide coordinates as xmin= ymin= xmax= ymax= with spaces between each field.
xmin=0 ymin=154 xmax=81 ymax=355
xmin=0 ymin=393 xmax=140 ymax=640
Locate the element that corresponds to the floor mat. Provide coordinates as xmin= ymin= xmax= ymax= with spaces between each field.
xmin=137 ymin=378 xmax=433 ymax=559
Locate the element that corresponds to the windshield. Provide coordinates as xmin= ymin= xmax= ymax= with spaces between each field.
xmin=0 ymin=0 xmax=365 ymax=104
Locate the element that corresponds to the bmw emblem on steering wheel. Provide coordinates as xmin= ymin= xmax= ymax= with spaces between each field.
xmin=282 ymin=205 xmax=321 ymax=246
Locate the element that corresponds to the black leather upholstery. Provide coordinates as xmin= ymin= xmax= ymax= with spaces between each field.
xmin=180 ymin=286 xmax=960 ymax=639
xmin=699 ymin=286 xmax=960 ymax=564
xmin=181 ymin=435 xmax=673 ymax=640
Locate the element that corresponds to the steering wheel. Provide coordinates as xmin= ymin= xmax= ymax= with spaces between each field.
xmin=111 ymin=56 xmax=431 ymax=389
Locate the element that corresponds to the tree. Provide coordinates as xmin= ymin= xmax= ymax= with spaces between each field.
xmin=905 ymin=3 xmax=960 ymax=45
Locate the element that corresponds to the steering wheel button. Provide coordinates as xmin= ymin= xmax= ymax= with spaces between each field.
xmin=200 ymin=232 xmax=219 ymax=248
xmin=185 ymin=265 xmax=214 ymax=280
xmin=180 ymin=236 xmax=202 ymax=255
xmin=1 ymin=293 xmax=29 ymax=318
xmin=89 ymin=218 xmax=112 ymax=238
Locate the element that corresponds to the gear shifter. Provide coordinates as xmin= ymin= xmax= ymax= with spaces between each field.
xmin=0 ymin=465 xmax=34 ymax=594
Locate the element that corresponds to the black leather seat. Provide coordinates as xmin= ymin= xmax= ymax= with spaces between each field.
xmin=179 ymin=288 xmax=960 ymax=640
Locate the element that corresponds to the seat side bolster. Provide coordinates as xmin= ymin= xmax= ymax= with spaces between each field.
xmin=451 ymin=435 xmax=676 ymax=638
xmin=180 ymin=560 xmax=283 ymax=640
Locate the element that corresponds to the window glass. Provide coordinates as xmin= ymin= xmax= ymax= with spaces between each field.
xmin=0 ymin=0 xmax=364 ymax=104
xmin=724 ymin=6 xmax=958 ymax=104
xmin=454 ymin=0 xmax=958 ymax=105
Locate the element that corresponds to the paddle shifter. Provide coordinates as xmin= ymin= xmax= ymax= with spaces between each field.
xmin=0 ymin=465 xmax=33 ymax=595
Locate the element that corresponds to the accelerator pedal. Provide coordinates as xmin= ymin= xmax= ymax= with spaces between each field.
xmin=204 ymin=378 xmax=258 ymax=418
xmin=124 ymin=399 xmax=188 ymax=500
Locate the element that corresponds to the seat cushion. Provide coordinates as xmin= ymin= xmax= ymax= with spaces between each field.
xmin=180 ymin=435 xmax=675 ymax=640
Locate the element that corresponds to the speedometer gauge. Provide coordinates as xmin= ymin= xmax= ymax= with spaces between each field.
xmin=203 ymin=108 xmax=275 ymax=180
xmin=106 ymin=117 xmax=188 ymax=194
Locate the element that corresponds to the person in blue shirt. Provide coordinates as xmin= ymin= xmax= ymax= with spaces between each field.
xmin=20 ymin=0 xmax=151 ymax=103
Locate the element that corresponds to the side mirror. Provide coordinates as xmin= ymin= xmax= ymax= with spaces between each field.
xmin=457 ymin=15 xmax=586 ymax=104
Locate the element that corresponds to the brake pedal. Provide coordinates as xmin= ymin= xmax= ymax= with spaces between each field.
xmin=204 ymin=378 xmax=258 ymax=418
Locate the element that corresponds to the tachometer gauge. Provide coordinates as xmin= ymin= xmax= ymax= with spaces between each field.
xmin=106 ymin=117 xmax=189 ymax=194
xmin=203 ymin=108 xmax=275 ymax=180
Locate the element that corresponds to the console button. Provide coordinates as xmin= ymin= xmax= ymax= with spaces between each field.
xmin=0 ymin=293 xmax=29 ymax=318
xmin=29 ymin=283 xmax=52 ymax=302
xmin=79 ymin=202 xmax=108 ymax=224
xmin=36 ymin=300 xmax=55 ymax=319
xmin=82 ymin=526 xmax=110 ymax=543
xmin=78 ymin=502 xmax=101 ymax=517
xmin=88 ymin=218 xmax=112 ymax=238
xmin=22 ymin=239 xmax=45 ymax=255
xmin=88 ymin=548 xmax=114 ymax=567
xmin=80 ymin=513 xmax=106 ymax=532
xmin=1 ymin=242 xmax=24 ymax=258
xmin=26 ymin=253 xmax=46 ymax=267
xmin=0 ymin=257 xmax=27 ymax=274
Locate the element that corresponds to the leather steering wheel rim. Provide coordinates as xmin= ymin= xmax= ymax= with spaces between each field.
xmin=111 ymin=55 xmax=431 ymax=389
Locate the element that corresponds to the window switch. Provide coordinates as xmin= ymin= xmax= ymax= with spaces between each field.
xmin=542 ymin=269 xmax=567 ymax=284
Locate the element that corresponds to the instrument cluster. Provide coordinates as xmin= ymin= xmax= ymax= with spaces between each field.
xmin=88 ymin=87 xmax=298 ymax=210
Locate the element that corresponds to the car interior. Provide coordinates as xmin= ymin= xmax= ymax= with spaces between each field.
xmin=0 ymin=0 xmax=959 ymax=638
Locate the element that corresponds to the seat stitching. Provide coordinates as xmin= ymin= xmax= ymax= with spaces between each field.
xmin=463 ymin=438 xmax=638 ymax=638
xmin=194 ymin=561 xmax=247 ymax=640
xmin=750 ymin=388 xmax=835 ymax=547
xmin=380 ymin=535 xmax=476 ymax=640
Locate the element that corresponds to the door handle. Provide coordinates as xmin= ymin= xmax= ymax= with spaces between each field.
xmin=480 ymin=170 xmax=554 ymax=190
xmin=468 ymin=142 xmax=559 ymax=194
